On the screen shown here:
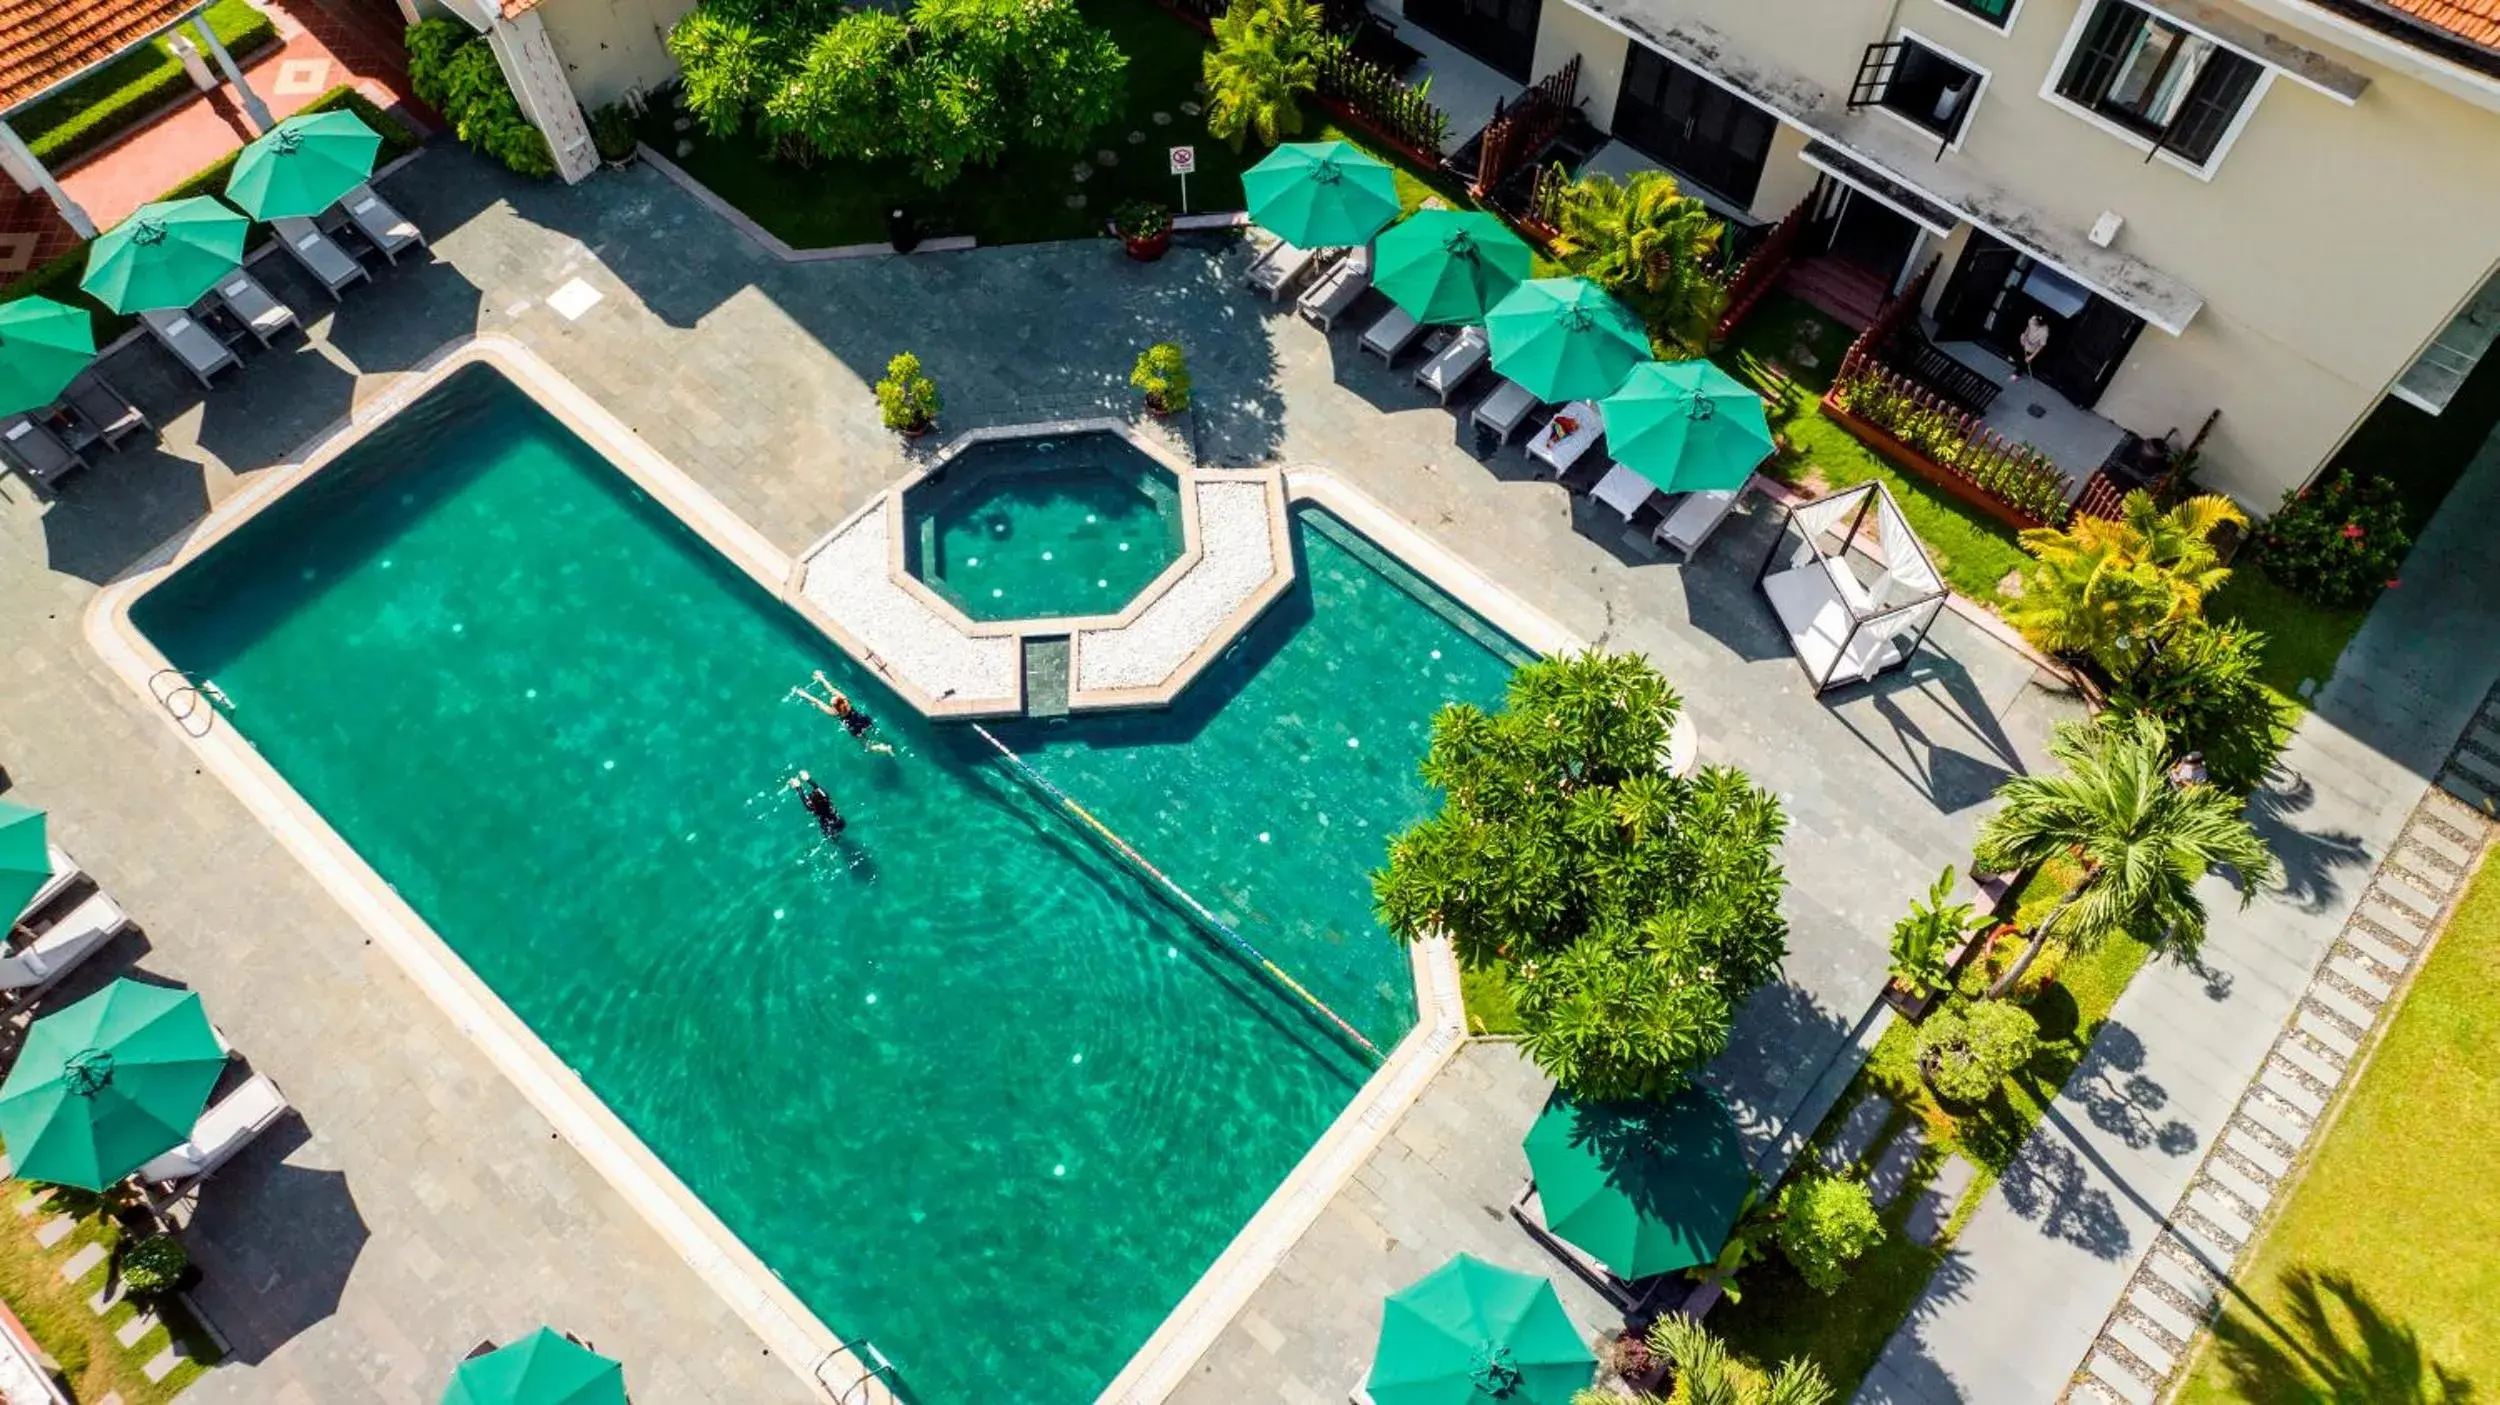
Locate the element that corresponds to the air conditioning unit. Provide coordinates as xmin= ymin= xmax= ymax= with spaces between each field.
xmin=2089 ymin=210 xmax=2124 ymax=248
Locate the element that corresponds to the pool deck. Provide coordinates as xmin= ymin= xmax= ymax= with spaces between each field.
xmin=0 ymin=148 xmax=2079 ymax=1402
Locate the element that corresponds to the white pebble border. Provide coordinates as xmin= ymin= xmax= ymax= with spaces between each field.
xmin=1075 ymin=480 xmax=1277 ymax=692
xmin=800 ymin=501 xmax=1018 ymax=707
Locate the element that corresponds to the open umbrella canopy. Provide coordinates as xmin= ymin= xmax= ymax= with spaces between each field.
xmin=1241 ymin=140 xmax=1401 ymax=250
xmin=0 ymin=799 xmax=54 ymax=920
xmin=443 ymin=1329 xmax=627 ymax=1405
xmin=1523 ymin=1085 xmax=1751 ymax=1281
xmin=0 ymin=979 xmax=226 ymax=1190
xmin=1367 ymin=1254 xmax=1594 ymax=1405
xmin=1598 ymin=359 xmax=1776 ymax=497
xmin=226 ymin=108 xmax=383 ymax=221
xmin=1374 ymin=210 xmax=1533 ymax=325
xmin=79 ymin=198 xmax=247 ymax=314
xmin=1485 ymin=277 xmax=1651 ymax=402
xmin=0 ymin=298 xmax=95 ymax=418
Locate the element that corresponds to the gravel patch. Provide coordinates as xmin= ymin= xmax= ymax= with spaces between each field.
xmin=1076 ymin=481 xmax=1277 ymax=692
xmin=801 ymin=502 xmax=1018 ymax=707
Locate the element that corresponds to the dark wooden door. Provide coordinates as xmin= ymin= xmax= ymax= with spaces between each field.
xmin=1406 ymin=0 xmax=1542 ymax=81
xmin=1612 ymin=46 xmax=1777 ymax=205
xmin=2038 ymin=298 xmax=2143 ymax=409
xmin=1936 ymin=231 xmax=2021 ymax=342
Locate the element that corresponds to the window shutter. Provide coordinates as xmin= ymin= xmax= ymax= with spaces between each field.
xmin=2059 ymin=1 xmax=2141 ymax=106
xmin=2150 ymin=51 xmax=2260 ymax=166
xmin=1848 ymin=41 xmax=1906 ymax=110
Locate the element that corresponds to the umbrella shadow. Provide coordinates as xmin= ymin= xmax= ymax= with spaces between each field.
xmin=178 ymin=1119 xmax=369 ymax=1366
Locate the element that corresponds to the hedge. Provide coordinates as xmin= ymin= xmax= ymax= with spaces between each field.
xmin=14 ymin=0 xmax=283 ymax=172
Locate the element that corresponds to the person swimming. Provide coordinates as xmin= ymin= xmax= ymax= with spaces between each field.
xmin=791 ymin=671 xmax=895 ymax=754
xmin=789 ymin=771 xmax=846 ymax=837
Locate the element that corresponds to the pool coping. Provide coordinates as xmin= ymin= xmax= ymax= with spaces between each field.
xmin=83 ymin=337 xmax=1591 ymax=1405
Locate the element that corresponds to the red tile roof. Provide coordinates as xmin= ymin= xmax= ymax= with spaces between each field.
xmin=2378 ymin=0 xmax=2500 ymax=50
xmin=501 ymin=0 xmax=543 ymax=17
xmin=0 ymin=0 xmax=197 ymax=115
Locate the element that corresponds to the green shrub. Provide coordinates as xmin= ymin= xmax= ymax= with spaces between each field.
xmin=2252 ymin=468 xmax=2412 ymax=608
xmin=1889 ymin=866 xmax=1970 ymax=999
xmin=14 ymin=0 xmax=278 ymax=170
xmin=1919 ymin=999 xmax=2039 ymax=1104
xmin=119 ymin=1234 xmax=189 ymax=1295
xmin=1772 ymin=1172 xmax=1885 ymax=1294
xmin=2105 ymin=621 xmax=2288 ymax=793
xmin=591 ymin=102 xmax=638 ymax=162
xmin=404 ymin=19 xmax=556 ymax=178
xmin=874 ymin=352 xmax=939 ymax=433
xmin=1109 ymin=200 xmax=1170 ymax=241
xmin=1130 ymin=343 xmax=1191 ymax=414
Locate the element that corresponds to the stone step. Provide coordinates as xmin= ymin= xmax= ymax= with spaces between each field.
xmin=12 ymin=1195 xmax=40 ymax=1220
xmin=2128 ymin=1282 xmax=2201 ymax=1342
xmin=2421 ymin=784 xmax=2492 ymax=835
xmin=2204 ymin=1156 xmax=2272 ymax=1214
xmin=2402 ymin=820 xmax=2477 ymax=870
xmin=1867 ymin=1120 xmax=1930 ymax=1210
xmin=2188 ymin=1187 xmax=2256 ymax=1247
xmin=2145 ymin=1247 xmax=2217 ymax=1308
xmin=1820 ymin=1094 xmax=1893 ymax=1172
xmin=33 ymin=1217 xmax=74 ymax=1249
xmin=2296 ymin=1007 xmax=2361 ymax=1060
xmin=114 ymin=1312 xmax=158 ymax=1349
xmin=58 ymin=1242 xmax=107 ymax=1283
xmin=2361 ymin=888 xmax=2431 ymax=934
xmin=2226 ymin=1124 xmax=2294 ymax=1178
xmin=2329 ymin=954 xmax=2395 ymax=1002
xmin=2239 ymin=1092 xmax=2312 ymax=1150
xmin=2086 ymin=1350 xmax=2159 ymax=1405
xmin=87 ymin=1281 xmax=124 ymax=1316
xmin=2396 ymin=854 xmax=2461 ymax=896
xmin=2340 ymin=925 xmax=2415 ymax=975
xmin=141 ymin=1342 xmax=183 ymax=1383
xmin=2260 ymin=1069 xmax=2328 ymax=1119
xmin=2439 ymin=766 xmax=2498 ymax=818
xmin=2452 ymin=742 xmax=2500 ymax=793
xmin=2308 ymin=983 xmax=2380 ymax=1034
xmin=2273 ymin=1036 xmax=2344 ymax=1090
xmin=1903 ymin=1153 xmax=1977 ymax=1246
xmin=2170 ymin=1218 xmax=2240 ymax=1274
xmin=2374 ymin=874 xmax=2444 ymax=922
xmin=2109 ymin=1318 xmax=2178 ymax=1375
xmin=2071 ymin=1381 xmax=2123 ymax=1405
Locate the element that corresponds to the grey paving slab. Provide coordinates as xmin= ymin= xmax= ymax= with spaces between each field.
xmin=1854 ymin=418 xmax=2500 ymax=1404
xmin=2126 ymin=1284 xmax=2198 ymax=1342
xmin=2269 ymin=1038 xmax=2342 ymax=1090
xmin=2222 ymin=1126 xmax=2292 ymax=1179
xmin=2085 ymin=1352 xmax=2156 ymax=1405
xmin=2142 ymin=1248 xmax=2215 ymax=1309
xmin=1822 ymin=1094 xmax=1895 ymax=1171
xmin=2108 ymin=1318 xmax=2176 ymax=1374
xmin=2201 ymin=1157 xmax=2269 ymax=1215
xmin=1867 ymin=1122 xmax=1930 ymax=1210
xmin=1902 ymin=1154 xmax=1976 ymax=1247
xmin=2339 ymin=925 xmax=2413 ymax=972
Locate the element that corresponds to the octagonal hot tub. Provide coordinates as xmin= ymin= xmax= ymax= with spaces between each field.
xmin=903 ymin=433 xmax=1186 ymax=622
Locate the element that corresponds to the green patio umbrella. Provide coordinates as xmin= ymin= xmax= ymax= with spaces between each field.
xmin=0 ymin=979 xmax=226 ymax=1191
xmin=1485 ymin=277 xmax=1651 ymax=402
xmin=0 ymin=298 xmax=95 ymax=418
xmin=442 ymin=1328 xmax=627 ymax=1405
xmin=1522 ymin=1085 xmax=1751 ymax=1281
xmin=1241 ymin=140 xmax=1401 ymax=250
xmin=1373 ymin=210 xmax=1533 ymax=325
xmin=1597 ymin=359 xmax=1776 ymax=496
xmin=0 ymin=799 xmax=54 ymax=921
xmin=1367 ymin=1254 xmax=1595 ymax=1405
xmin=225 ymin=108 xmax=383 ymax=221
xmin=79 ymin=197 xmax=248 ymax=314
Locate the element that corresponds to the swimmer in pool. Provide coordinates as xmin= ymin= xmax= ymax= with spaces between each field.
xmin=791 ymin=671 xmax=895 ymax=754
xmin=789 ymin=771 xmax=846 ymax=837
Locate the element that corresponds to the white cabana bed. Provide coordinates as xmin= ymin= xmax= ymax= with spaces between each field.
xmin=1752 ymin=481 xmax=1946 ymax=694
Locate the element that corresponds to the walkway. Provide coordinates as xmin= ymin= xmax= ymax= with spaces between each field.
xmin=1854 ymin=423 xmax=2500 ymax=1404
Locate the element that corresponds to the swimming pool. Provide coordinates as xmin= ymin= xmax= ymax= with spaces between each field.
xmin=903 ymin=432 xmax=1185 ymax=622
xmin=125 ymin=363 xmax=1528 ymax=1403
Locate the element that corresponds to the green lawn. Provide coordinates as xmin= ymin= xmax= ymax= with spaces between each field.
xmin=2177 ymin=848 xmax=2500 ymax=1403
xmin=11 ymin=0 xmax=277 ymax=170
xmin=0 ymin=1189 xmax=219 ymax=1403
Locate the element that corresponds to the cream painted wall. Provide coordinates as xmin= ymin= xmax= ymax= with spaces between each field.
xmin=1750 ymin=122 xmax=1817 ymax=222
xmin=537 ymin=0 xmax=695 ymax=108
xmin=1536 ymin=2 xmax=1631 ymax=128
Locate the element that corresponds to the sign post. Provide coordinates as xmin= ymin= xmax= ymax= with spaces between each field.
xmin=1169 ymin=145 xmax=1196 ymax=215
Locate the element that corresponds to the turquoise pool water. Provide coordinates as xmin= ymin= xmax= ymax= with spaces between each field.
xmin=131 ymin=366 xmax=1526 ymax=1403
xmin=904 ymin=433 xmax=1184 ymax=621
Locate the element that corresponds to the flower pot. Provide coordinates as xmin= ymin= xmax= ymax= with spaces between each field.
xmin=897 ymin=420 xmax=934 ymax=441
xmin=1121 ymin=229 xmax=1171 ymax=262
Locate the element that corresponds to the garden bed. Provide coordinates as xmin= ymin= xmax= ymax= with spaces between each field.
xmin=1819 ymin=392 xmax=2055 ymax=533
xmin=12 ymin=0 xmax=280 ymax=172
xmin=0 ymin=1187 xmax=220 ymax=1404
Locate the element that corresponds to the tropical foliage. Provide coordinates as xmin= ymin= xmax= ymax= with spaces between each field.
xmin=1827 ymin=365 xmax=2073 ymax=526
xmin=2252 ymin=469 xmax=2412 ymax=608
xmin=1375 ymin=651 xmax=1789 ymax=1102
xmin=1576 ymin=1315 xmax=1835 ymax=1405
xmin=1918 ymin=1000 xmax=2038 ymax=1103
xmin=874 ymin=352 xmax=940 ymax=433
xmin=1772 ymin=1173 xmax=1884 ymax=1294
xmin=1888 ymin=866 xmax=1971 ymax=999
xmin=1547 ymin=169 xmax=1726 ymax=356
xmin=2004 ymin=489 xmax=2245 ymax=669
xmin=667 ymin=0 xmax=1127 ymax=187
xmin=1202 ymin=0 xmax=1321 ymax=151
xmin=1130 ymin=342 xmax=1192 ymax=413
xmin=2104 ymin=620 xmax=2288 ymax=793
xmin=405 ymin=18 xmax=556 ymax=177
xmin=1971 ymin=714 xmax=2276 ymax=997
xmin=1310 ymin=38 xmax=1448 ymax=155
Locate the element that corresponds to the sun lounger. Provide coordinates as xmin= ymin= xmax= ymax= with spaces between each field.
xmin=339 ymin=184 xmax=423 ymax=264
xmin=272 ymin=217 xmax=369 ymax=300
xmin=1359 ymin=305 xmax=1423 ymax=364
xmin=1297 ymin=247 xmax=1372 ymax=331
xmin=1413 ymin=326 xmax=1488 ymax=404
xmin=140 ymin=311 xmax=240 ymax=389
xmin=16 ymin=846 xmax=78 ymax=927
xmin=60 ymin=372 xmax=148 ymax=450
xmin=1470 ymin=377 xmax=1539 ymax=444
xmin=0 ymin=891 xmax=126 ymax=1005
xmin=1508 ymin=1181 xmax=1668 ymax=1315
xmin=1591 ymin=461 xmax=1657 ymax=520
xmin=1653 ymin=483 xmax=1747 ymax=558
xmin=1244 ymin=238 xmax=1320 ymax=301
xmin=212 ymin=271 xmax=298 ymax=348
xmin=1526 ymin=400 xmax=1603 ymax=475
xmin=137 ymin=1072 xmax=287 ymax=1190
xmin=0 ymin=416 xmax=88 ymax=494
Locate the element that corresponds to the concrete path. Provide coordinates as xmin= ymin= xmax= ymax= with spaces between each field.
xmin=1854 ymin=425 xmax=2500 ymax=1405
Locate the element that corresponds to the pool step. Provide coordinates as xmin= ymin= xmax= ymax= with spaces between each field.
xmin=1023 ymin=637 xmax=1072 ymax=719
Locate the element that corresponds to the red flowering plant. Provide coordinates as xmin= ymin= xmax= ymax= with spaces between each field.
xmin=2252 ymin=469 xmax=2411 ymax=608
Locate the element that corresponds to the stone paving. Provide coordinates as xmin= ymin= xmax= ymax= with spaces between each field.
xmin=0 ymin=147 xmax=2081 ymax=1400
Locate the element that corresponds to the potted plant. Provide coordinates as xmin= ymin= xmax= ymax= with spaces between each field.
xmin=118 ymin=1233 xmax=192 ymax=1299
xmin=1885 ymin=865 xmax=1973 ymax=1018
xmin=591 ymin=102 xmax=639 ymax=168
xmin=875 ymin=353 xmax=941 ymax=438
xmin=1130 ymin=343 xmax=1192 ymax=416
xmin=1110 ymin=200 xmax=1173 ymax=261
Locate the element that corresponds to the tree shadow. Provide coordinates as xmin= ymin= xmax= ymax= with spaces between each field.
xmin=1702 ymin=976 xmax=1861 ymax=1175
xmin=2211 ymin=1267 xmax=2477 ymax=1404
xmin=2245 ymin=764 xmax=2372 ymax=916
xmin=1993 ymin=1130 xmax=2131 ymax=1259
xmin=2066 ymin=1019 xmax=2198 ymax=1157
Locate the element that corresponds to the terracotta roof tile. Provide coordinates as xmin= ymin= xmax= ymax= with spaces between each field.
xmin=501 ymin=0 xmax=543 ymax=17
xmin=0 ymin=0 xmax=198 ymax=115
xmin=2375 ymin=0 xmax=2500 ymax=50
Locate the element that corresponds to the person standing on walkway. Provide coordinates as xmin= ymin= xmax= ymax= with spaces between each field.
xmin=2014 ymin=316 xmax=2051 ymax=383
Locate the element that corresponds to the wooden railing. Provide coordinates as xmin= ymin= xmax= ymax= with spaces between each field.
xmin=1714 ymin=195 xmax=1808 ymax=342
xmin=1314 ymin=39 xmax=1450 ymax=162
xmin=1835 ymin=256 xmax=1937 ymax=382
xmin=1470 ymin=56 xmax=1580 ymax=199
xmin=1826 ymin=360 xmax=2075 ymax=528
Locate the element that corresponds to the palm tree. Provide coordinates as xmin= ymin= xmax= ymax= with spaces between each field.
xmin=1548 ymin=169 xmax=1727 ymax=354
xmin=1594 ymin=1315 xmax=1832 ymax=1405
xmin=1974 ymin=714 xmax=2276 ymax=998
xmin=1203 ymin=0 xmax=1320 ymax=151
xmin=2005 ymin=489 xmax=2247 ymax=668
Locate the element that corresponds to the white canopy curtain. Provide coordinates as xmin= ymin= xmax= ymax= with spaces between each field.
xmin=1751 ymin=481 xmax=1948 ymax=694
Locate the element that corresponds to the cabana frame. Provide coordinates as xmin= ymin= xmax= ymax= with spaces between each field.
xmin=1752 ymin=480 xmax=1948 ymax=694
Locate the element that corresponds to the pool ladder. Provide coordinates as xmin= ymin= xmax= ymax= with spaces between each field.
xmin=817 ymin=1340 xmax=905 ymax=1404
xmin=148 ymin=669 xmax=231 ymax=738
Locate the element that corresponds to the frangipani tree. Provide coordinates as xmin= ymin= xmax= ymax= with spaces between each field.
xmin=1375 ymin=651 xmax=1788 ymax=1101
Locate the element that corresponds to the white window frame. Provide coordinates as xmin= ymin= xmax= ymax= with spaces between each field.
xmin=1922 ymin=0 xmax=2026 ymax=38
xmin=1868 ymin=27 xmax=1993 ymax=156
xmin=2039 ymin=0 xmax=2276 ymax=181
